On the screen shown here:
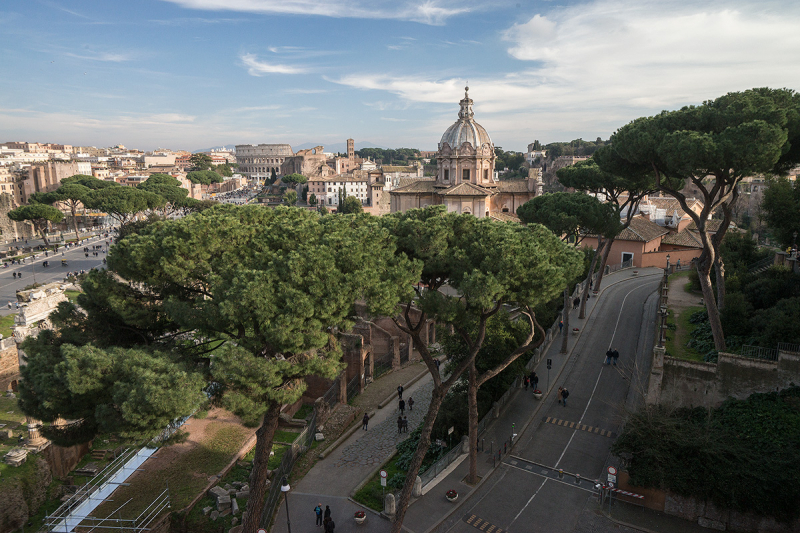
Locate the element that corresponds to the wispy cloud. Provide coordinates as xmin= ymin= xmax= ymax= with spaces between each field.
xmin=64 ymin=51 xmax=134 ymax=62
xmin=160 ymin=0 xmax=479 ymax=25
xmin=240 ymin=52 xmax=307 ymax=75
xmin=149 ymin=17 xmax=247 ymax=25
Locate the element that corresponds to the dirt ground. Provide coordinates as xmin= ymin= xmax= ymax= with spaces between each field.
xmin=91 ymin=408 xmax=256 ymax=521
xmin=667 ymin=272 xmax=704 ymax=357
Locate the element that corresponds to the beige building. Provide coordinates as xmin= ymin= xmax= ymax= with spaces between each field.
xmin=390 ymin=87 xmax=542 ymax=218
xmin=236 ymin=144 xmax=294 ymax=179
xmin=17 ymin=161 xmax=80 ymax=204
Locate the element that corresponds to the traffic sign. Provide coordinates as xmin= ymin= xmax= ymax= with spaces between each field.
xmin=380 ymin=469 xmax=387 ymax=487
xmin=380 ymin=470 xmax=387 ymax=478
xmin=546 ymin=358 xmax=552 ymax=370
xmin=607 ymin=466 xmax=617 ymax=484
xmin=258 ymin=529 xmax=267 ymax=533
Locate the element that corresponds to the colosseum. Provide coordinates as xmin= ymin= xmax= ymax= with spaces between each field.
xmin=235 ymin=144 xmax=294 ymax=180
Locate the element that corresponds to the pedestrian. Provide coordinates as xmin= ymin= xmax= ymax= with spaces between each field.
xmin=561 ymin=387 xmax=569 ymax=407
xmin=397 ymin=415 xmax=403 ymax=434
xmin=362 ymin=412 xmax=369 ymax=431
xmin=530 ymin=371 xmax=539 ymax=391
xmin=524 ymin=375 xmax=529 ymax=390
xmin=314 ymin=503 xmax=323 ymax=527
xmin=324 ymin=505 xmax=331 ymax=520
xmin=557 ymin=387 xmax=563 ymax=404
xmin=408 ymin=397 xmax=414 ymax=411
xmin=402 ymin=415 xmax=408 ymax=433
xmin=435 ymin=359 xmax=441 ymax=371
xmin=12 ymin=272 xmax=16 ymax=279
xmin=559 ymin=319 xmax=563 ymax=333
xmin=612 ymin=349 xmax=619 ymax=366
xmin=397 ymin=384 xmax=404 ymax=400
xmin=605 ymin=349 xmax=613 ymax=365
xmin=573 ymin=297 xmax=580 ymax=309
xmin=399 ymin=399 xmax=405 ymax=414
xmin=324 ymin=517 xmax=336 ymax=533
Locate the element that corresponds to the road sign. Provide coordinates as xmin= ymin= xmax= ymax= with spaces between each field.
xmin=380 ymin=469 xmax=387 ymax=486
xmin=607 ymin=466 xmax=617 ymax=484
xmin=258 ymin=529 xmax=267 ymax=533
xmin=448 ymin=426 xmax=454 ymax=435
xmin=546 ymin=358 xmax=552 ymax=370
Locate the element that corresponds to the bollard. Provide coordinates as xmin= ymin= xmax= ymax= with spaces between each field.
xmin=504 ymin=442 xmax=507 ymax=454
xmin=558 ymin=469 xmax=563 ymax=479
xmin=575 ymin=474 xmax=581 ymax=484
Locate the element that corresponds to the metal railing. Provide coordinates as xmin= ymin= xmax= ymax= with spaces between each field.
xmin=419 ymin=442 xmax=462 ymax=487
xmin=777 ymin=342 xmax=800 ymax=354
xmin=346 ymin=374 xmax=361 ymax=402
xmin=606 ymin=258 xmax=634 ymax=274
xmin=320 ymin=375 xmax=340 ymax=408
xmin=740 ymin=345 xmax=779 ymax=361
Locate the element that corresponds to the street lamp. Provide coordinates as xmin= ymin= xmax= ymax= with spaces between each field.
xmin=666 ymin=254 xmax=670 ymax=271
xmin=281 ymin=476 xmax=292 ymax=533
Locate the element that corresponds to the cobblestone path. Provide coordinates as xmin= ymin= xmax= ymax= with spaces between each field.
xmin=334 ymin=377 xmax=435 ymax=468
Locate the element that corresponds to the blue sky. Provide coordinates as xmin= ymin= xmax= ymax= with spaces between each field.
xmin=2 ymin=0 xmax=799 ymax=152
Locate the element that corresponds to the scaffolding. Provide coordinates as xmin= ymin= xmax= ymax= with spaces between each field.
xmin=41 ymin=447 xmax=170 ymax=532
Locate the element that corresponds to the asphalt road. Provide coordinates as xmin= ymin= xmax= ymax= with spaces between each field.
xmin=441 ymin=274 xmax=661 ymax=533
xmin=0 ymin=234 xmax=109 ymax=316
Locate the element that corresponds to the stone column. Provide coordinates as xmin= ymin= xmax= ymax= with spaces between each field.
xmin=25 ymin=417 xmax=49 ymax=452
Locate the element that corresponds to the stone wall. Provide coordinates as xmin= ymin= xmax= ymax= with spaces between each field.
xmin=0 ymin=337 xmax=19 ymax=391
xmin=42 ymin=441 xmax=91 ymax=478
xmin=651 ymin=350 xmax=800 ymax=408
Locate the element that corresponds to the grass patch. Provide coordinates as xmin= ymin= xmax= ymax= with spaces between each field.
xmin=273 ymin=429 xmax=301 ymax=444
xmin=92 ymin=421 xmax=251 ymax=521
xmin=182 ymin=457 xmax=254 ymax=533
xmin=665 ymin=305 xmax=706 ymax=362
xmin=0 ymin=396 xmax=29 ymax=482
xmin=293 ymin=404 xmax=313 ymax=420
xmin=268 ymin=444 xmax=288 ymax=470
xmin=64 ymin=290 xmax=81 ymax=302
xmin=0 ymin=313 xmax=17 ymax=340
xmin=353 ymin=454 xmax=404 ymax=512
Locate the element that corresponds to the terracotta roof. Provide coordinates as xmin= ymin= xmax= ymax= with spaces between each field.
xmin=497 ymin=180 xmax=532 ymax=193
xmin=662 ymin=229 xmax=702 ymax=248
xmin=382 ymin=165 xmax=417 ymax=172
xmin=391 ymin=180 xmax=437 ymax=194
xmin=617 ymin=215 xmax=669 ymax=242
xmin=396 ymin=177 xmax=433 ymax=188
xmin=438 ymin=183 xmax=493 ymax=197
xmin=489 ymin=212 xmax=521 ymax=223
xmin=686 ymin=219 xmax=729 ymax=233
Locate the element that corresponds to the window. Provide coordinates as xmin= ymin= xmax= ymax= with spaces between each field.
xmin=484 ymin=169 xmax=489 ymax=181
xmin=444 ymin=169 xmax=449 ymax=181
xmin=463 ymin=169 xmax=470 ymax=181
xmin=621 ymin=252 xmax=634 ymax=264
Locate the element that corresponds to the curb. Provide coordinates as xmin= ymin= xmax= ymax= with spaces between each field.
xmin=378 ymin=364 xmax=433 ymax=410
xmin=318 ymin=409 xmax=375 ymax=460
xmin=349 ymin=448 xmax=399 ymax=497
xmin=600 ymin=508 xmax=659 ymax=533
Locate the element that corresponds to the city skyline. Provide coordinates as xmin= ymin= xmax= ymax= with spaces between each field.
xmin=2 ymin=0 xmax=799 ymax=151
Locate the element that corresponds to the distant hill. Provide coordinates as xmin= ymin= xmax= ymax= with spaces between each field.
xmin=294 ymin=141 xmax=388 ymax=154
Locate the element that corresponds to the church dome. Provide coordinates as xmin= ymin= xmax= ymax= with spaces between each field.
xmin=439 ymin=87 xmax=493 ymax=149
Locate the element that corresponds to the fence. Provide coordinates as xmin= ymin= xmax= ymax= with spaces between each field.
xmin=777 ymin=342 xmax=800 ymax=354
xmin=606 ymin=258 xmax=634 ymax=274
xmin=346 ymin=373 xmax=361 ymax=402
xmin=259 ymin=410 xmax=318 ymax=529
xmin=373 ymin=350 xmax=394 ymax=380
xmin=419 ymin=441 xmax=462 ymax=487
xmin=740 ymin=345 xmax=780 ymax=361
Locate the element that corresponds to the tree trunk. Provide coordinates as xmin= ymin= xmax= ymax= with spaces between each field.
xmin=592 ymin=237 xmax=614 ymax=292
xmin=71 ymin=204 xmax=80 ymax=243
xmin=242 ymin=402 xmax=282 ymax=533
xmin=695 ymin=263 xmax=726 ymax=352
xmin=579 ymin=239 xmax=605 ymax=319
xmin=391 ymin=387 xmax=446 ymax=533
xmin=560 ymin=288 xmax=569 ymax=354
xmin=466 ymin=361 xmax=479 ymax=485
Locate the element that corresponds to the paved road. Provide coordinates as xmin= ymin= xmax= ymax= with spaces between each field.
xmin=0 ymin=234 xmax=109 ymax=316
xmin=439 ymin=274 xmax=660 ymax=533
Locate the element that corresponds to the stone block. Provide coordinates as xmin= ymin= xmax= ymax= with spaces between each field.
xmin=231 ymin=498 xmax=239 ymax=515
xmin=228 ymin=488 xmax=237 ymax=495
xmin=223 ymin=483 xmax=233 ymax=491
xmin=236 ymin=490 xmax=250 ymax=500
xmin=241 ymin=484 xmax=249 ymax=492
xmin=202 ymin=506 xmax=212 ymax=516
xmin=216 ymin=495 xmax=231 ymax=511
xmin=220 ymin=509 xmax=231 ymax=517
xmin=231 ymin=517 xmax=239 ymax=526
xmin=209 ymin=486 xmax=228 ymax=501
xmin=232 ymin=481 xmax=244 ymax=488
xmin=315 ymin=432 xmax=325 ymax=441
xmin=698 ymin=517 xmax=726 ymax=531
xmin=210 ymin=511 xmax=220 ymax=521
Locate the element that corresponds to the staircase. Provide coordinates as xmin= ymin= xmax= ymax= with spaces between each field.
xmin=747 ymin=256 xmax=773 ymax=274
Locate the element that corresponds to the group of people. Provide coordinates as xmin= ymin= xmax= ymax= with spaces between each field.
xmin=313 ymin=503 xmax=336 ymax=532
xmin=604 ymin=348 xmax=620 ymax=366
xmin=523 ymin=371 xmax=540 ymax=392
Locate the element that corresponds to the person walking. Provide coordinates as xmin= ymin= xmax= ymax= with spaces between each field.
xmin=561 ymin=387 xmax=569 ymax=407
xmin=435 ymin=359 xmax=441 ymax=372
xmin=557 ymin=387 xmax=563 ymax=405
xmin=397 ymin=415 xmax=404 ymax=434
xmin=324 ymin=505 xmax=331 ymax=520
xmin=530 ymin=372 xmax=539 ymax=391
xmin=362 ymin=413 xmax=370 ymax=431
xmin=399 ymin=399 xmax=405 ymax=415
xmin=402 ymin=415 xmax=409 ymax=433
xmin=559 ymin=319 xmax=563 ymax=333
xmin=324 ymin=517 xmax=336 ymax=533
xmin=524 ymin=375 xmax=530 ymax=391
xmin=407 ymin=397 xmax=414 ymax=411
xmin=397 ymin=385 xmax=404 ymax=400
xmin=605 ymin=349 xmax=613 ymax=365
xmin=612 ymin=349 xmax=619 ymax=366
xmin=314 ymin=503 xmax=323 ymax=527
xmin=573 ymin=297 xmax=580 ymax=309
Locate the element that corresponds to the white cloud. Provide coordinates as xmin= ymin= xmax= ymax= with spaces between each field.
xmin=64 ymin=50 xmax=133 ymax=62
xmin=328 ymin=0 xmax=800 ymax=144
xmin=159 ymin=0 xmax=478 ymax=25
xmin=240 ymin=53 xmax=307 ymax=75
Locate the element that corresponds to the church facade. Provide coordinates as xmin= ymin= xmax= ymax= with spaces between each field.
xmin=390 ymin=87 xmax=542 ymax=219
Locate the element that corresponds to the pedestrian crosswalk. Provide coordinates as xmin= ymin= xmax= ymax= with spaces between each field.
xmin=464 ymin=513 xmax=504 ymax=533
xmin=543 ymin=416 xmax=615 ymax=438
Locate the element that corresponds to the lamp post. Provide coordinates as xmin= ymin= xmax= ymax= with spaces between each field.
xmin=281 ymin=476 xmax=292 ymax=533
